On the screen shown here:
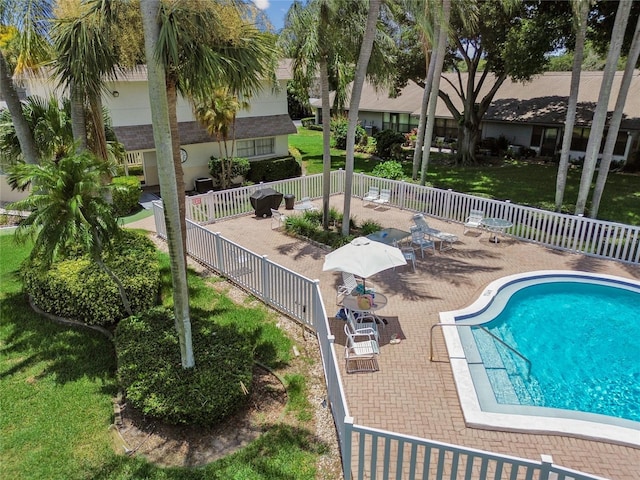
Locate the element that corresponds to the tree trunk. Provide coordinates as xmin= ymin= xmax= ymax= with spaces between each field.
xmin=412 ymin=26 xmax=435 ymax=181
xmin=166 ymin=76 xmax=188 ymax=261
xmin=342 ymin=0 xmax=382 ymax=237
xmin=590 ymin=14 xmax=640 ymax=218
xmin=140 ymin=0 xmax=194 ymax=369
xmin=320 ymin=56 xmax=332 ymax=231
xmin=0 ymin=51 xmax=39 ymax=164
xmin=555 ymin=0 xmax=588 ymax=212
xmin=70 ymin=80 xmax=88 ymax=153
xmin=420 ymin=0 xmax=450 ymax=185
xmin=575 ymin=0 xmax=631 ymax=216
xmin=89 ymin=95 xmax=109 ymax=162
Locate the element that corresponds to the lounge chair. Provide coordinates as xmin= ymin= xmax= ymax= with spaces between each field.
xmin=373 ymin=188 xmax=391 ymax=209
xmin=464 ymin=209 xmax=485 ymax=234
xmin=362 ymin=186 xmax=379 ymax=205
xmin=410 ymin=225 xmax=435 ymax=258
xmin=413 ymin=213 xmax=458 ymax=251
xmin=345 ymin=308 xmax=379 ymax=343
xmin=297 ymin=197 xmax=319 ymax=211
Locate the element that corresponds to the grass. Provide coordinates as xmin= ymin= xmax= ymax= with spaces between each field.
xmin=289 ymin=127 xmax=640 ymax=226
xmin=0 ymin=234 xmax=324 ymax=479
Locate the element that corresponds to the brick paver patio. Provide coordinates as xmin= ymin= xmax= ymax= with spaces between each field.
xmin=130 ymin=194 xmax=640 ymax=479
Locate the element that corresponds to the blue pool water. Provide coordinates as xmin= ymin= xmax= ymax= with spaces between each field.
xmin=471 ymin=280 xmax=640 ymax=422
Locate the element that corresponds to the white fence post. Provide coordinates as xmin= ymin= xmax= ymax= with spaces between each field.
xmin=539 ymin=454 xmax=554 ymax=480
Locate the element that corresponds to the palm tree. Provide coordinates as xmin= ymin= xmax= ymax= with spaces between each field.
xmin=590 ymin=15 xmax=640 ymax=219
xmin=139 ymin=0 xmax=194 ymax=368
xmin=193 ymin=89 xmax=248 ymax=190
xmin=0 ymin=0 xmax=53 ymax=165
xmin=555 ymin=0 xmax=589 ymax=213
xmin=341 ymin=0 xmax=382 ymax=236
xmin=0 ymin=94 xmax=125 ymax=165
xmin=419 ymin=0 xmax=451 ymax=185
xmin=7 ymin=151 xmax=133 ymax=316
xmin=154 ymin=0 xmax=275 ymax=254
xmin=574 ymin=0 xmax=632 ymax=216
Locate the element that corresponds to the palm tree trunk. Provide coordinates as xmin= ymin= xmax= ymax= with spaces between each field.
xmin=70 ymin=80 xmax=88 ymax=153
xmin=0 ymin=51 xmax=39 ymax=165
xmin=140 ymin=0 xmax=194 ymax=369
xmin=342 ymin=0 xmax=382 ymax=237
xmin=320 ymin=56 xmax=332 ymax=231
xmin=555 ymin=0 xmax=588 ymax=212
xmin=166 ymin=76 xmax=188 ymax=259
xmin=412 ymin=48 xmax=434 ymax=181
xmin=575 ymin=0 xmax=631 ymax=216
xmin=590 ymin=14 xmax=640 ymax=218
xmin=89 ymin=95 xmax=109 ymax=162
xmin=420 ymin=0 xmax=450 ymax=185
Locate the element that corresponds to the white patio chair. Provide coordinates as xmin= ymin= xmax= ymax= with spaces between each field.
xmin=362 ymin=186 xmax=379 ymax=205
xmin=270 ymin=208 xmax=287 ymax=229
xmin=464 ymin=209 xmax=485 ymax=234
xmin=298 ymin=197 xmax=319 ymax=211
xmin=373 ymin=188 xmax=391 ymax=209
xmin=413 ymin=214 xmax=458 ymax=251
xmin=410 ymin=225 xmax=435 ymax=258
xmin=412 ymin=213 xmax=442 ymax=237
xmin=400 ymin=245 xmax=416 ymax=271
xmin=344 ymin=323 xmax=380 ymax=374
xmin=345 ymin=308 xmax=379 ymax=343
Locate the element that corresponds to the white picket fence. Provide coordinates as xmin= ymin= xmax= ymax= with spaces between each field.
xmin=153 ymin=197 xmax=610 ymax=480
xmin=184 ymin=170 xmax=640 ymax=265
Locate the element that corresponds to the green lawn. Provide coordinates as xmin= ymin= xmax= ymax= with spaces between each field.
xmin=289 ymin=128 xmax=640 ymax=226
xmin=0 ymin=234 xmax=324 ymax=479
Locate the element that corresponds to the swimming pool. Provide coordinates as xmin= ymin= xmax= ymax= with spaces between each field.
xmin=440 ymin=270 xmax=640 ymax=447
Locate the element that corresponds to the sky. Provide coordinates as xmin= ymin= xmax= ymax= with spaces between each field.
xmin=252 ymin=0 xmax=295 ymax=31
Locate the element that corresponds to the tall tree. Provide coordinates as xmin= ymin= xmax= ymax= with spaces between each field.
xmin=342 ymin=0 xmax=382 ymax=236
xmin=280 ymin=0 xmax=394 ymax=231
xmin=193 ymin=88 xmax=247 ymax=190
xmin=555 ymin=0 xmax=590 ymax=213
xmin=590 ymin=14 xmax=640 ymax=218
xmin=419 ymin=0 xmax=450 ymax=185
xmin=0 ymin=0 xmax=54 ymax=165
xmin=139 ymin=0 xmax=194 ymax=368
xmin=574 ymin=0 xmax=631 ymax=216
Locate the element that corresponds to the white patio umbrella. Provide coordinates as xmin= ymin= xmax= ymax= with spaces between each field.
xmin=322 ymin=237 xmax=407 ymax=285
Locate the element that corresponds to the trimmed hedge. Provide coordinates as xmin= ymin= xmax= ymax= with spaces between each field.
xmin=247 ymin=156 xmax=302 ymax=183
xmin=115 ymin=307 xmax=254 ymax=426
xmin=21 ymin=230 xmax=160 ymax=326
xmin=373 ymin=130 xmax=406 ymax=159
xmin=111 ymin=176 xmax=142 ymax=217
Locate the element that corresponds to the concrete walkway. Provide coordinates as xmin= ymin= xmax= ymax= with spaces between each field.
xmin=128 ymin=196 xmax=640 ymax=480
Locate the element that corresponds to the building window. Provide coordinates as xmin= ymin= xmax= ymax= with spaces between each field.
xmin=237 ymin=137 xmax=275 ymax=158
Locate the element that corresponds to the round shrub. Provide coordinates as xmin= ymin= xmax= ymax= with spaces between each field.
xmin=111 ymin=176 xmax=142 ymax=217
xmin=373 ymin=129 xmax=406 ymax=159
xmin=22 ymin=230 xmax=160 ymax=326
xmin=115 ymin=307 xmax=254 ymax=426
xmin=371 ymin=160 xmax=405 ymax=180
xmin=330 ymin=116 xmax=366 ymax=150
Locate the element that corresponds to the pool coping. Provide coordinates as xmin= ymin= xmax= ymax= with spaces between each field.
xmin=440 ymin=270 xmax=640 ymax=448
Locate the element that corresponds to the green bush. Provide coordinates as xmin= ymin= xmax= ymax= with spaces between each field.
xmin=208 ymin=156 xmax=251 ymax=189
xmin=371 ymin=160 xmax=405 ymax=180
xmin=307 ymin=124 xmax=323 ymax=131
xmin=359 ymin=219 xmax=383 ymax=235
xmin=22 ymin=230 xmax=160 ymax=326
xmin=301 ymin=117 xmax=316 ymax=127
xmin=115 ymin=307 xmax=254 ymax=425
xmin=373 ymin=129 xmax=406 ymax=159
xmin=330 ymin=116 xmax=366 ymax=150
xmin=246 ymin=156 xmax=302 ymax=183
xmin=111 ymin=176 xmax=142 ymax=217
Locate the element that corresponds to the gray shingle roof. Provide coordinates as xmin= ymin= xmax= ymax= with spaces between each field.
xmin=113 ymin=114 xmax=296 ymax=151
xmin=322 ymin=71 xmax=640 ymax=130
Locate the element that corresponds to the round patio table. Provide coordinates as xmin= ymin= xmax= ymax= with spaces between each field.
xmin=481 ymin=218 xmax=513 ymax=244
xmin=342 ymin=293 xmax=388 ymax=326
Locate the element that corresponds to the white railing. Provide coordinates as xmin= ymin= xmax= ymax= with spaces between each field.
xmin=152 ymin=201 xmax=608 ymax=480
xmin=184 ymin=171 xmax=639 ymax=265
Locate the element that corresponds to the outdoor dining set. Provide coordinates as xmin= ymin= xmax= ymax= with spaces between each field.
xmin=322 ymin=203 xmax=514 ymax=374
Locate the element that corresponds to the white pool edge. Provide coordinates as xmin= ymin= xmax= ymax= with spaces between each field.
xmin=440 ymin=270 xmax=640 ymax=449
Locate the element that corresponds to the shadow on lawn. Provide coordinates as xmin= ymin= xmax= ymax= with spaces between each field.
xmin=0 ymin=292 xmax=117 ymax=387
